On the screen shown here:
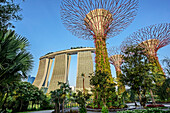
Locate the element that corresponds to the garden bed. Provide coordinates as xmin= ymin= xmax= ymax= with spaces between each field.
xmin=86 ymin=107 xmax=136 ymax=112
xmin=146 ymin=104 xmax=165 ymax=108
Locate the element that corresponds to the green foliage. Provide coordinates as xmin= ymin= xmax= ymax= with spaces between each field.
xmin=50 ymin=82 xmax=71 ymax=113
xmin=0 ymin=30 xmax=33 ymax=112
xmin=0 ymin=30 xmax=33 ymax=84
xmin=0 ymin=0 xmax=24 ymax=31
xmin=156 ymin=78 xmax=170 ymax=101
xmin=101 ymin=106 xmax=109 ymax=113
xmin=117 ymin=108 xmax=170 ymax=113
xmin=162 ymin=57 xmax=170 ymax=77
xmin=120 ymin=45 xmax=156 ymax=107
xmin=72 ymin=90 xmax=90 ymax=113
xmin=79 ymin=107 xmax=86 ymax=113
xmin=0 ymin=82 xmax=48 ymax=112
xmin=95 ymin=36 xmax=112 ymax=78
xmin=90 ymin=70 xmax=116 ymax=107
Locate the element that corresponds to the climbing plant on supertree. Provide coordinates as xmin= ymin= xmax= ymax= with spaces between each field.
xmin=108 ymin=47 xmax=125 ymax=95
xmin=121 ymin=23 xmax=170 ymax=85
xmin=60 ymin=0 xmax=139 ymax=80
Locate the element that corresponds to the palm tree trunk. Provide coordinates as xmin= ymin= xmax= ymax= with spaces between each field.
xmin=83 ymin=78 xmax=85 ymax=94
xmin=62 ymin=99 xmax=64 ymax=113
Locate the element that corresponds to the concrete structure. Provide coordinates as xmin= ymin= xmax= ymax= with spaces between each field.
xmin=76 ymin=51 xmax=94 ymax=91
xmin=33 ymin=47 xmax=95 ymax=93
xmin=47 ymin=54 xmax=71 ymax=93
xmin=33 ymin=58 xmax=52 ymax=89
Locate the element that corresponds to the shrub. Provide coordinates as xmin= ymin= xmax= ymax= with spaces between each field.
xmin=79 ymin=107 xmax=87 ymax=113
xmin=102 ymin=106 xmax=108 ymax=113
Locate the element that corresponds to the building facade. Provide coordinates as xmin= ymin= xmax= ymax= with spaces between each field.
xmin=33 ymin=47 xmax=95 ymax=93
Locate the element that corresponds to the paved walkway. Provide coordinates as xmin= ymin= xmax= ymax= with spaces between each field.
xmin=29 ymin=110 xmax=54 ymax=113
xmin=29 ymin=110 xmax=116 ymax=113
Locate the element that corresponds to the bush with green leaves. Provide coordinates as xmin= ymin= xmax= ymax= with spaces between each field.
xmin=50 ymin=82 xmax=71 ymax=113
xmin=72 ymin=90 xmax=90 ymax=113
xmin=101 ymin=106 xmax=109 ymax=113
xmin=90 ymin=71 xmax=116 ymax=108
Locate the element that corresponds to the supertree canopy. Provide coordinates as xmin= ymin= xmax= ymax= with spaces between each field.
xmin=122 ymin=23 xmax=170 ymax=81
xmin=109 ymin=47 xmax=125 ymax=94
xmin=61 ymin=0 xmax=138 ymax=78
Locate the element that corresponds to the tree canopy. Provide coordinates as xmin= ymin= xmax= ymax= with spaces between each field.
xmin=120 ymin=46 xmax=155 ymax=107
xmin=0 ymin=0 xmax=23 ymax=31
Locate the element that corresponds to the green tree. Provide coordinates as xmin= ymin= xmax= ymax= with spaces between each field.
xmin=0 ymin=82 xmax=46 ymax=112
xmin=50 ymin=82 xmax=71 ymax=113
xmin=14 ymin=82 xmax=45 ymax=112
xmin=156 ymin=78 xmax=170 ymax=101
xmin=162 ymin=57 xmax=170 ymax=77
xmin=51 ymin=89 xmax=62 ymax=113
xmin=72 ymin=90 xmax=90 ymax=113
xmin=0 ymin=0 xmax=24 ymax=31
xmin=156 ymin=58 xmax=170 ymax=101
xmin=120 ymin=46 xmax=156 ymax=107
xmin=0 ymin=30 xmax=33 ymax=112
xmin=90 ymin=71 xmax=116 ymax=108
xmin=0 ymin=30 xmax=33 ymax=84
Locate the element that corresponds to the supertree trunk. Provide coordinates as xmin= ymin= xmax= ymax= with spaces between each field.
xmin=116 ymin=71 xmax=125 ymax=95
xmin=94 ymin=36 xmax=112 ymax=78
xmin=109 ymin=54 xmax=125 ymax=94
xmin=139 ymin=39 xmax=166 ymax=85
xmin=149 ymin=56 xmax=165 ymax=86
xmin=150 ymin=56 xmax=164 ymax=74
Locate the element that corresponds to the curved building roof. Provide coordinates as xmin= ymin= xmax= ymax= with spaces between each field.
xmin=40 ymin=47 xmax=96 ymax=60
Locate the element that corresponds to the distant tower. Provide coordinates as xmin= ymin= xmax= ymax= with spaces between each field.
xmin=61 ymin=0 xmax=138 ymax=79
xmin=109 ymin=47 xmax=125 ymax=94
xmin=122 ymin=23 xmax=170 ymax=84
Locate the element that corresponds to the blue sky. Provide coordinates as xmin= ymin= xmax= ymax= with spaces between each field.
xmin=14 ymin=0 xmax=170 ymax=86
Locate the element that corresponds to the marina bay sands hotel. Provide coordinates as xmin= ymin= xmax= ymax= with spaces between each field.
xmin=33 ymin=47 xmax=95 ymax=93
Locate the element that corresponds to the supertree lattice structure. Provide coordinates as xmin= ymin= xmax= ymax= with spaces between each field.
xmin=122 ymin=23 xmax=170 ymax=82
xmin=61 ymin=0 xmax=138 ymax=77
xmin=109 ymin=47 xmax=125 ymax=94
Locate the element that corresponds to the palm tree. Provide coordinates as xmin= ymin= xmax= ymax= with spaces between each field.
xmin=51 ymin=82 xmax=71 ymax=113
xmin=0 ymin=30 xmax=33 ymax=112
xmin=0 ymin=30 xmax=33 ymax=83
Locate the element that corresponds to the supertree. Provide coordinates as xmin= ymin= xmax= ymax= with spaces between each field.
xmin=61 ymin=0 xmax=138 ymax=79
xmin=109 ymin=47 xmax=125 ymax=95
xmin=122 ymin=23 xmax=170 ymax=84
